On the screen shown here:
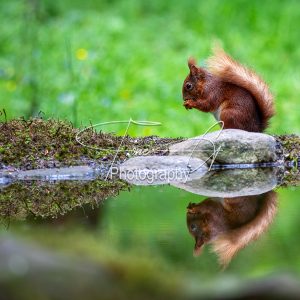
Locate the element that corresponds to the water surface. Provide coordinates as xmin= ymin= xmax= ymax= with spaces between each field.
xmin=0 ymin=168 xmax=300 ymax=299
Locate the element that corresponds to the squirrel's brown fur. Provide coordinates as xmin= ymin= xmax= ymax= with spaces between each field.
xmin=186 ymin=191 xmax=277 ymax=268
xmin=182 ymin=46 xmax=275 ymax=132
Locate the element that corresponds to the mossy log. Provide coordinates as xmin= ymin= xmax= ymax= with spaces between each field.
xmin=0 ymin=118 xmax=183 ymax=170
xmin=0 ymin=118 xmax=299 ymax=170
xmin=0 ymin=118 xmax=182 ymax=220
xmin=0 ymin=118 xmax=299 ymax=220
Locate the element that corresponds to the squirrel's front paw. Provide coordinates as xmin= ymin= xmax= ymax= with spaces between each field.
xmin=183 ymin=100 xmax=194 ymax=110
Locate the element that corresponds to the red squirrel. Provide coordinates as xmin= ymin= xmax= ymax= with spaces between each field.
xmin=187 ymin=191 xmax=277 ymax=267
xmin=182 ymin=46 xmax=275 ymax=132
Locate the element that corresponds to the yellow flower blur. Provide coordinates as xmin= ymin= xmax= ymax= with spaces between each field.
xmin=5 ymin=81 xmax=17 ymax=92
xmin=76 ymin=48 xmax=88 ymax=60
xmin=119 ymin=89 xmax=131 ymax=100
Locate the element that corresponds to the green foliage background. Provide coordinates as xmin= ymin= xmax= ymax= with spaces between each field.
xmin=1 ymin=0 xmax=300 ymax=296
xmin=1 ymin=0 xmax=300 ymax=136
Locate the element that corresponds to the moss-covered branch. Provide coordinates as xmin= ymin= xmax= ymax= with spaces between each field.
xmin=0 ymin=118 xmax=184 ymax=170
xmin=0 ymin=118 xmax=299 ymax=221
xmin=0 ymin=118 xmax=182 ymax=221
xmin=0 ymin=118 xmax=299 ymax=170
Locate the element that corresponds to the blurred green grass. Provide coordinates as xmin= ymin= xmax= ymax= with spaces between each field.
xmin=0 ymin=0 xmax=300 ymax=136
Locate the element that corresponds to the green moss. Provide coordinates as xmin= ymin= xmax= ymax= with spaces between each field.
xmin=273 ymin=135 xmax=300 ymax=186
xmin=0 ymin=117 xmax=186 ymax=221
xmin=0 ymin=118 xmax=184 ymax=170
xmin=275 ymin=135 xmax=300 ymax=164
xmin=0 ymin=179 xmax=128 ymax=221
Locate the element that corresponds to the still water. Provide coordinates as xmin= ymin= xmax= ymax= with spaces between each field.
xmin=0 ymin=170 xmax=300 ymax=299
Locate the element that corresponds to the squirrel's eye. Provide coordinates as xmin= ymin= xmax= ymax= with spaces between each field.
xmin=190 ymin=223 xmax=198 ymax=232
xmin=185 ymin=82 xmax=193 ymax=91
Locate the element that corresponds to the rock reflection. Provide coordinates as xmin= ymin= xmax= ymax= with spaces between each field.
xmin=187 ymin=191 xmax=277 ymax=267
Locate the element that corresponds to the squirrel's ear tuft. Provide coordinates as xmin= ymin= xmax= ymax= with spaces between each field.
xmin=188 ymin=57 xmax=197 ymax=69
xmin=188 ymin=57 xmax=198 ymax=76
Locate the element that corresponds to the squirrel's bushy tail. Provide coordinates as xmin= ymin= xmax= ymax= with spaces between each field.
xmin=207 ymin=46 xmax=275 ymax=131
xmin=211 ymin=192 xmax=277 ymax=268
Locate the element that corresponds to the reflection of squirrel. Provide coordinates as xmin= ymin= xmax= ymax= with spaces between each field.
xmin=186 ymin=191 xmax=277 ymax=268
xmin=182 ymin=46 xmax=275 ymax=132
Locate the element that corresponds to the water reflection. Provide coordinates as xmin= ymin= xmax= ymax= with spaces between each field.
xmin=0 ymin=175 xmax=279 ymax=270
xmin=1 ymin=172 xmax=299 ymax=299
xmin=0 ymin=180 xmax=128 ymax=221
xmin=187 ymin=191 xmax=277 ymax=267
